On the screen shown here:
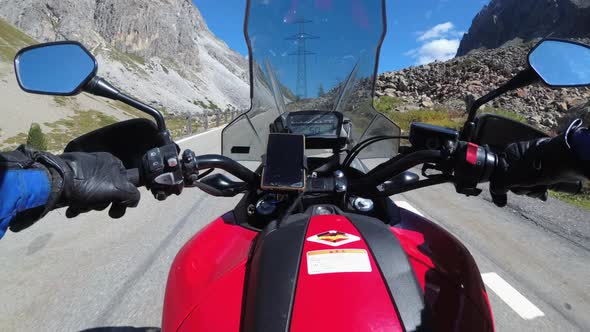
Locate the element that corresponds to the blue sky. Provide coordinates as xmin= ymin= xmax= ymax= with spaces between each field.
xmin=193 ymin=0 xmax=489 ymax=72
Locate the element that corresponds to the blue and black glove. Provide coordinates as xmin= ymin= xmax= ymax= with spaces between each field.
xmin=1 ymin=146 xmax=140 ymax=237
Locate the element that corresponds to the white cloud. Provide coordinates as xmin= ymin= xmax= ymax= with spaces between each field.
xmin=417 ymin=22 xmax=455 ymax=41
xmin=412 ymin=39 xmax=460 ymax=65
xmin=407 ymin=21 xmax=463 ymax=65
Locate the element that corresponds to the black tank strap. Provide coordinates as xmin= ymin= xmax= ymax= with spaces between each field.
xmin=346 ymin=213 xmax=431 ymax=332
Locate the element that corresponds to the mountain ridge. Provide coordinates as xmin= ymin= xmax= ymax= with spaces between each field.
xmin=0 ymin=0 xmax=250 ymax=114
xmin=457 ymin=0 xmax=590 ymax=56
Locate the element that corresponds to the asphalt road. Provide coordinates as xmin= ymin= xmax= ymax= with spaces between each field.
xmin=1 ymin=127 xmax=589 ymax=331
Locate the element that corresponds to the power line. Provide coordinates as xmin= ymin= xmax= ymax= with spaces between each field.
xmin=285 ymin=18 xmax=318 ymax=98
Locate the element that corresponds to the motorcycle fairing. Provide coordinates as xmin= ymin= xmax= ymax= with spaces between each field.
xmin=240 ymin=207 xmax=427 ymax=332
xmin=162 ymin=212 xmax=258 ymax=332
xmin=163 ymin=204 xmax=495 ymax=332
xmin=290 ymin=213 xmax=405 ymax=332
xmin=394 ymin=209 xmax=495 ymax=331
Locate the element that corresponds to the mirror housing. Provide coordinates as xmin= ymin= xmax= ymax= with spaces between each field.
xmin=473 ymin=114 xmax=547 ymax=149
xmin=529 ymin=39 xmax=590 ymax=87
xmin=15 ymin=41 xmax=97 ymax=96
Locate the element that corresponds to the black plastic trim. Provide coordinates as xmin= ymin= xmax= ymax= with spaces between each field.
xmin=345 ymin=213 xmax=431 ymax=332
xmin=241 ymin=213 xmax=311 ymax=332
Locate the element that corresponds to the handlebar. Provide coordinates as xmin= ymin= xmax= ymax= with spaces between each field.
xmin=128 ymin=137 xmax=582 ymax=200
xmin=180 ymin=151 xmax=259 ymax=186
xmin=193 ymin=154 xmax=259 ymax=184
xmin=349 ymin=140 xmax=584 ymax=197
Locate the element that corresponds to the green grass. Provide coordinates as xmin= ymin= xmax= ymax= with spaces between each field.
xmin=192 ymin=98 xmax=222 ymax=111
xmin=374 ymin=96 xmax=405 ymax=112
xmin=2 ymin=132 xmax=28 ymax=149
xmin=107 ymin=49 xmax=148 ymax=76
xmin=0 ymin=18 xmax=37 ymax=61
xmin=374 ymin=97 xmax=531 ymax=134
xmin=2 ymin=109 xmax=117 ymax=151
xmin=43 ymin=110 xmax=118 ymax=151
xmin=374 ymin=96 xmax=465 ymax=132
xmin=53 ymin=96 xmax=69 ymax=107
xmin=551 ymin=188 xmax=590 ymax=211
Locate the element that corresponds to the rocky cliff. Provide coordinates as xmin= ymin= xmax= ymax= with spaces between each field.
xmin=457 ymin=0 xmax=590 ymax=56
xmin=376 ymin=39 xmax=590 ymax=131
xmin=0 ymin=0 xmax=250 ymax=114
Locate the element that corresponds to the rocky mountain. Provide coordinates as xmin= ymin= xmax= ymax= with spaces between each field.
xmin=376 ymin=0 xmax=590 ymax=133
xmin=457 ymin=0 xmax=590 ymax=56
xmin=376 ymin=39 xmax=590 ymax=131
xmin=0 ymin=0 xmax=250 ymax=115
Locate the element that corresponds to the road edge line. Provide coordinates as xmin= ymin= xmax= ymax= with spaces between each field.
xmin=481 ymin=272 xmax=545 ymax=320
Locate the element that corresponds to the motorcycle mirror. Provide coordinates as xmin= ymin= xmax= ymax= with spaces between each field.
xmin=528 ymin=39 xmax=590 ymax=87
xmin=461 ymin=38 xmax=590 ymax=140
xmin=14 ymin=41 xmax=97 ymax=96
xmin=14 ymin=41 xmax=170 ymax=140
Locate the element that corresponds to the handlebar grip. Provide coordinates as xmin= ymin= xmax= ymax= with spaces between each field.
xmin=548 ymin=181 xmax=583 ymax=194
xmin=126 ymin=168 xmax=141 ymax=187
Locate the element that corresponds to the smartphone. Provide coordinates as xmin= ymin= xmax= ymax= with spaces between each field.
xmin=261 ymin=133 xmax=306 ymax=191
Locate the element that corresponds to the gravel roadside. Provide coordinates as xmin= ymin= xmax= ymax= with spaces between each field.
xmin=479 ymin=183 xmax=590 ymax=251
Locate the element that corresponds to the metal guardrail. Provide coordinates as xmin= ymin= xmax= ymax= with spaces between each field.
xmin=182 ymin=109 xmax=246 ymax=136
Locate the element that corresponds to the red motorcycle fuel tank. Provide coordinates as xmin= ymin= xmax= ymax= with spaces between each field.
xmin=161 ymin=213 xmax=257 ymax=332
xmin=162 ymin=206 xmax=494 ymax=332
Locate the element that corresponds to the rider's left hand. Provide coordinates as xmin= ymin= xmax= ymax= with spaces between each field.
xmin=9 ymin=147 xmax=141 ymax=233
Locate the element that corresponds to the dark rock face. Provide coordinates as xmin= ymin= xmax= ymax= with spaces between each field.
xmin=457 ymin=0 xmax=590 ymax=56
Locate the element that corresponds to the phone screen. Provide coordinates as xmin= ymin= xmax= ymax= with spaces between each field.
xmin=262 ymin=133 xmax=305 ymax=191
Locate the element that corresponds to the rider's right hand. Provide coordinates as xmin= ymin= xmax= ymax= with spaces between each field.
xmin=489 ymin=120 xmax=589 ymax=207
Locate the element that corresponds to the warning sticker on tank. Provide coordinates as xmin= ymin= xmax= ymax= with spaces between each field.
xmin=306 ymin=230 xmax=361 ymax=247
xmin=307 ymin=249 xmax=372 ymax=275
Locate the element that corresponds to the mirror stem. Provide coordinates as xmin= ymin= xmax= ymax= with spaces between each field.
xmin=461 ymin=67 xmax=540 ymax=141
xmin=84 ymin=76 xmax=168 ymax=138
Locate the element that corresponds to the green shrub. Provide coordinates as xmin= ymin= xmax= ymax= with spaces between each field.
xmin=379 ymin=107 xmax=465 ymax=132
xmin=26 ymin=123 xmax=47 ymax=151
xmin=374 ymin=96 xmax=404 ymax=112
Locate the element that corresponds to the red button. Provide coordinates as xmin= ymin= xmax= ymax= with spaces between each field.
xmin=466 ymin=143 xmax=479 ymax=165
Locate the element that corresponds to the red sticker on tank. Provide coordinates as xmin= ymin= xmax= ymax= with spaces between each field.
xmin=307 ymin=230 xmax=361 ymax=247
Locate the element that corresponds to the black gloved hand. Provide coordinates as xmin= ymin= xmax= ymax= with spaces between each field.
xmin=490 ymin=120 xmax=587 ymax=207
xmin=9 ymin=146 xmax=140 ymax=233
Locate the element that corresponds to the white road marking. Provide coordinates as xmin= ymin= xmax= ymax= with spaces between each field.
xmin=482 ymin=272 xmax=545 ymax=320
xmin=394 ymin=200 xmax=424 ymax=217
xmin=176 ymin=125 xmax=225 ymax=144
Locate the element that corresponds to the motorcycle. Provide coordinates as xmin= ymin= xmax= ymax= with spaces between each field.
xmin=11 ymin=0 xmax=590 ymax=331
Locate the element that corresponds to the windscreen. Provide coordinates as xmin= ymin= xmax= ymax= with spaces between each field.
xmin=222 ymin=0 xmax=400 ymax=162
